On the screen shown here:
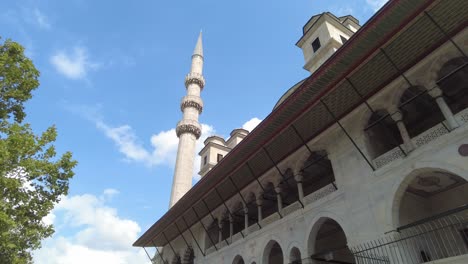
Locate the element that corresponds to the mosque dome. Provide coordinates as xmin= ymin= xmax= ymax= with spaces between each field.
xmin=273 ymin=77 xmax=308 ymax=110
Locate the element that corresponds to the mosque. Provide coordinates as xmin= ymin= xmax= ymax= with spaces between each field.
xmin=134 ymin=0 xmax=468 ymax=263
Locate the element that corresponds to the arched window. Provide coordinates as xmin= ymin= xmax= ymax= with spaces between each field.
xmin=281 ymin=169 xmax=299 ymax=206
xmin=301 ymin=151 xmax=336 ymax=198
xmin=308 ymin=218 xmax=354 ymax=263
xmin=393 ymin=169 xmax=468 ymax=262
xmin=261 ymin=182 xmax=278 ymax=220
xmin=245 ymin=193 xmax=258 ymax=228
xmin=220 ymin=215 xmax=230 ymax=242
xmin=399 ymin=86 xmax=445 ymax=138
xmin=231 ymin=201 xmax=246 ymax=237
xmin=437 ymin=57 xmax=468 ymax=114
xmin=290 ymin=247 xmax=302 ymax=264
xmin=397 ymin=170 xmax=467 ymax=226
xmin=365 ymin=109 xmax=403 ymax=159
xmin=232 ymin=255 xmax=245 ymax=264
xmin=263 ymin=240 xmax=284 ymax=264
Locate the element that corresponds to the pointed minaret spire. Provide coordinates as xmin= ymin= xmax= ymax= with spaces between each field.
xmin=169 ymin=33 xmax=206 ymax=207
xmin=193 ymin=31 xmax=203 ymax=57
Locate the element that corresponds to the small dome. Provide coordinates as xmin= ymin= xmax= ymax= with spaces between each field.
xmin=273 ymin=78 xmax=308 ymax=110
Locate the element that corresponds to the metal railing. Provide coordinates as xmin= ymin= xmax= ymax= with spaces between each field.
xmin=350 ymin=205 xmax=468 ymax=264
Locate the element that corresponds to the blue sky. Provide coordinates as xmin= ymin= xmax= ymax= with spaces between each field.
xmin=1 ymin=0 xmax=386 ymax=263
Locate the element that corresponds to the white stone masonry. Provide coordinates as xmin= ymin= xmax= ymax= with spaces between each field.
xmin=169 ymin=32 xmax=205 ymax=207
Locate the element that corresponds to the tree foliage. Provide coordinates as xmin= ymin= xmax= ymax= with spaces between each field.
xmin=0 ymin=38 xmax=77 ymax=263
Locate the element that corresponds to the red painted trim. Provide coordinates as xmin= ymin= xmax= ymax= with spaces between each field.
xmin=135 ymin=0 xmax=448 ymax=247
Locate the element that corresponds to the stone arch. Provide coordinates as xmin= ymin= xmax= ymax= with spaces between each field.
xmin=243 ymin=191 xmax=256 ymax=204
xmin=240 ymin=191 xmax=259 ymax=228
xmin=398 ymin=85 xmax=445 ymax=138
xmin=232 ymin=255 xmax=246 ymax=264
xmin=300 ymin=150 xmax=336 ymax=199
xmin=389 ymin=163 xmax=468 ymax=229
xmin=247 ymin=256 xmax=257 ymax=264
xmin=364 ymin=109 xmax=403 ymax=159
xmin=218 ymin=210 xmax=231 ymax=242
xmin=260 ymin=171 xmax=282 ymax=188
xmin=230 ymin=200 xmax=246 ymax=237
xmin=425 ymin=46 xmax=464 ymax=85
xmin=262 ymin=239 xmax=284 ymax=264
xmin=280 ymin=168 xmax=299 ymax=206
xmin=293 ymin=144 xmax=329 ymax=176
xmin=387 ymin=77 xmax=412 ymax=111
xmin=286 ymin=241 xmax=304 ymax=256
xmin=261 ymin=182 xmax=279 ymax=221
xmin=289 ymin=247 xmax=302 ymax=264
xmin=306 ymin=213 xmax=354 ymax=263
xmin=436 ymin=56 xmax=468 ymax=114
xmin=292 ymin=146 xmax=311 ymax=175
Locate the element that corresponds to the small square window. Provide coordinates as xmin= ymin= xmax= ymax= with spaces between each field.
xmin=217 ymin=154 xmax=223 ymax=162
xmin=340 ymin=35 xmax=348 ymax=44
xmin=312 ymin=37 xmax=321 ymax=52
xmin=203 ymin=156 xmax=207 ymax=165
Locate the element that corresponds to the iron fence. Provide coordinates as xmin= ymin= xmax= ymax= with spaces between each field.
xmin=350 ymin=204 xmax=468 ymax=264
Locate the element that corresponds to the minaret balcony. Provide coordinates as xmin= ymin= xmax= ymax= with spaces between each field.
xmin=176 ymin=119 xmax=202 ymax=139
xmin=180 ymin=95 xmax=204 ymax=113
xmin=185 ymin=73 xmax=205 ymax=90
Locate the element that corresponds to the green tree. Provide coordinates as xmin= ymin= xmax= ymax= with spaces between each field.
xmin=0 ymin=38 xmax=77 ymax=263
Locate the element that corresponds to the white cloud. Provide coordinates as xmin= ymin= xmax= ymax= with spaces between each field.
xmin=50 ymin=47 xmax=99 ymax=80
xmin=33 ymin=8 xmax=51 ymax=30
xmin=242 ymin=117 xmax=262 ymax=132
xmin=102 ymin=188 xmax=120 ymax=201
xmin=94 ymin=118 xmax=215 ymax=172
xmin=33 ymin=190 xmax=148 ymax=264
xmin=366 ymin=0 xmax=388 ymax=11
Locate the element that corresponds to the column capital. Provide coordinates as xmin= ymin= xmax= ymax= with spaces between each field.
xmin=256 ymin=196 xmax=263 ymax=206
xmin=294 ymin=173 xmax=303 ymax=182
xmin=390 ymin=110 xmax=403 ymax=123
xmin=274 ymin=186 xmax=282 ymax=194
xmin=243 ymin=206 xmax=249 ymax=215
xmin=427 ymin=87 xmax=443 ymax=98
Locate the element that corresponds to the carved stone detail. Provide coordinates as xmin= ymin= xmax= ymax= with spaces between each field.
xmin=185 ymin=73 xmax=205 ymax=90
xmin=180 ymin=95 xmax=203 ymax=113
xmin=176 ymin=120 xmax=202 ymax=139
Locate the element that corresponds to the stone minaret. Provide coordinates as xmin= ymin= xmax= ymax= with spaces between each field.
xmin=169 ymin=32 xmax=205 ymax=207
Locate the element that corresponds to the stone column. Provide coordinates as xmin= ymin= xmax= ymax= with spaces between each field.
xmin=229 ymin=215 xmax=233 ymax=242
xmin=428 ymin=87 xmax=459 ymax=130
xmin=391 ymin=110 xmax=415 ymax=152
xmin=256 ymin=195 xmax=263 ymax=222
xmin=275 ymin=186 xmax=283 ymax=212
xmin=295 ymin=173 xmax=304 ymax=202
xmin=218 ymin=219 xmax=223 ymax=244
xmin=243 ymin=206 xmax=249 ymax=234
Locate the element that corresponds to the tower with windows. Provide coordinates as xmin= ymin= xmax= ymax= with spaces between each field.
xmin=296 ymin=12 xmax=360 ymax=74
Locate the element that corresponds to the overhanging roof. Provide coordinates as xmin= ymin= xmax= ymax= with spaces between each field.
xmin=134 ymin=0 xmax=468 ymax=247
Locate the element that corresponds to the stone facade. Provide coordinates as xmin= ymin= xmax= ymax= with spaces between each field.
xmin=144 ymin=3 xmax=468 ymax=264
